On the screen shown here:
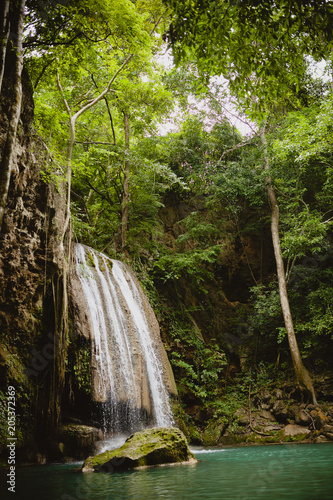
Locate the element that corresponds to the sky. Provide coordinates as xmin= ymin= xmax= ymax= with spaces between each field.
xmin=156 ymin=49 xmax=255 ymax=137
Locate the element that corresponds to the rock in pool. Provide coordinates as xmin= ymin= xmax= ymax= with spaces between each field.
xmin=82 ymin=427 xmax=197 ymax=472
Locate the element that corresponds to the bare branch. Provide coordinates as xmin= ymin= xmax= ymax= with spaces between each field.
xmin=73 ymin=53 xmax=134 ymax=122
xmin=56 ymin=73 xmax=71 ymax=118
xmin=75 ymin=141 xmax=115 ymax=145
xmin=91 ymin=74 xmax=116 ymax=145
xmin=218 ymin=139 xmax=257 ymax=161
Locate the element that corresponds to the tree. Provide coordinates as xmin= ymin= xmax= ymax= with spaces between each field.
xmin=28 ymin=0 xmax=174 ymax=255
xmin=56 ymin=54 xmax=134 ymax=251
xmin=0 ymin=0 xmax=26 ymax=230
xmin=165 ymin=0 xmax=333 ymax=117
xmin=164 ymin=0 xmax=333 ymax=402
xmin=260 ymin=124 xmax=317 ymax=403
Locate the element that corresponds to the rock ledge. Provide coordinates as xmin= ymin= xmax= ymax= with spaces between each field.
xmin=82 ymin=427 xmax=197 ymax=472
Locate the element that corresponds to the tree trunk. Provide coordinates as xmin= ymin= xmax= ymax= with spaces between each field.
xmin=260 ymin=125 xmax=317 ymax=405
xmin=0 ymin=0 xmax=25 ymax=230
xmin=121 ymin=112 xmax=130 ymax=251
xmin=56 ymin=74 xmax=75 ymax=249
xmin=0 ymin=0 xmax=10 ymax=94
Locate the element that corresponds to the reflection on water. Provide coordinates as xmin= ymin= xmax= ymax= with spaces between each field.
xmin=1 ymin=443 xmax=333 ymax=500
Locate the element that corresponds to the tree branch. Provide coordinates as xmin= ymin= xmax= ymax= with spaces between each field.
xmin=73 ymin=53 xmax=134 ymax=122
xmin=75 ymin=141 xmax=115 ymax=145
xmin=218 ymin=139 xmax=256 ymax=161
xmin=91 ymin=74 xmax=116 ymax=145
xmin=84 ymin=178 xmax=115 ymax=208
xmin=56 ymin=73 xmax=75 ymax=245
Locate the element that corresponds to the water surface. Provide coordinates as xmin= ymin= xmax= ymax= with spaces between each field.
xmin=1 ymin=443 xmax=333 ymax=500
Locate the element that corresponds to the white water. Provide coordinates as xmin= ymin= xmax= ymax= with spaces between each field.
xmin=75 ymin=243 xmax=174 ymax=434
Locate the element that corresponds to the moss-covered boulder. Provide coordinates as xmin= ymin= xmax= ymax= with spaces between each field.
xmin=202 ymin=418 xmax=227 ymax=446
xmin=59 ymin=424 xmax=103 ymax=459
xmin=82 ymin=427 xmax=197 ymax=472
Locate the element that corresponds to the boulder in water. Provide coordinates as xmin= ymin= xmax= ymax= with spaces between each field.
xmin=82 ymin=427 xmax=197 ymax=472
xmin=60 ymin=424 xmax=103 ymax=459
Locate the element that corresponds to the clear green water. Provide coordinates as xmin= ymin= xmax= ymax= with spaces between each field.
xmin=1 ymin=443 xmax=333 ymax=500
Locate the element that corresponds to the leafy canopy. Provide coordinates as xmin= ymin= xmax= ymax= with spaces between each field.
xmin=165 ymin=0 xmax=333 ymax=118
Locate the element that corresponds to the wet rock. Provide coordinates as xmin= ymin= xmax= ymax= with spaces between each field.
xmin=82 ymin=427 xmax=197 ymax=472
xmin=259 ymin=410 xmax=276 ymax=422
xmin=235 ymin=408 xmax=249 ymax=426
xmin=262 ymin=424 xmax=283 ymax=432
xmin=60 ymin=424 xmax=103 ymax=459
xmin=261 ymin=389 xmax=272 ymax=403
xmin=295 ymin=410 xmax=311 ymax=427
xmin=238 ymin=415 xmax=250 ymax=426
xmin=202 ymin=418 xmax=227 ymax=446
xmin=282 ymin=424 xmax=311 ymax=438
xmin=322 ymin=424 xmax=333 ymax=434
xmin=314 ymin=435 xmax=328 ymax=443
xmin=310 ymin=409 xmax=327 ymax=430
xmin=272 ymin=401 xmax=289 ymax=423
xmin=288 ymin=404 xmax=301 ymax=420
xmin=261 ymin=403 xmax=271 ymax=411
xmin=274 ymin=389 xmax=283 ymax=400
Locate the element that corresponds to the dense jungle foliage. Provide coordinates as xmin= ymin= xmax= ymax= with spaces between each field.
xmin=1 ymin=0 xmax=333 ymax=451
xmin=24 ymin=0 xmax=333 ymax=405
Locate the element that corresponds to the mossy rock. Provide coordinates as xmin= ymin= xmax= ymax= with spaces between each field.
xmin=60 ymin=424 xmax=103 ymax=459
xmin=187 ymin=423 xmax=202 ymax=445
xmin=202 ymin=418 xmax=227 ymax=447
xmin=82 ymin=427 xmax=197 ymax=472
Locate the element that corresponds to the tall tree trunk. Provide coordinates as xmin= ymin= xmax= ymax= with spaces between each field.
xmin=0 ymin=0 xmax=25 ymax=230
xmin=56 ymin=74 xmax=75 ymax=250
xmin=0 ymin=0 xmax=10 ymax=94
xmin=260 ymin=125 xmax=317 ymax=405
xmin=121 ymin=112 xmax=130 ymax=251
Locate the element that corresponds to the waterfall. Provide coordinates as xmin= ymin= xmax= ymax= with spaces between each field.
xmin=74 ymin=244 xmax=174 ymax=435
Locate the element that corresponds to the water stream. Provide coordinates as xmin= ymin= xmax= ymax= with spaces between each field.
xmin=74 ymin=244 xmax=173 ymax=434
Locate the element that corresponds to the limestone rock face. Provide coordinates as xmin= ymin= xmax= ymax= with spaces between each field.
xmin=0 ymin=68 xmax=67 ymax=461
xmin=59 ymin=424 xmax=103 ymax=459
xmin=0 ymin=71 xmax=66 ymax=349
xmin=282 ymin=424 xmax=311 ymax=438
xmin=82 ymin=427 xmax=197 ymax=472
xmin=202 ymin=418 xmax=227 ymax=446
xmin=295 ymin=410 xmax=311 ymax=426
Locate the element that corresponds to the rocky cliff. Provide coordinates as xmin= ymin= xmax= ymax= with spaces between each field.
xmin=0 ymin=68 xmax=67 ymax=464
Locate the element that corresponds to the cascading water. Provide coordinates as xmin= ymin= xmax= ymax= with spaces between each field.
xmin=74 ymin=243 xmax=174 ymax=436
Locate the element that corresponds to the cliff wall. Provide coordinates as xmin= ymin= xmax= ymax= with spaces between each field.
xmin=0 ymin=68 xmax=66 ymax=463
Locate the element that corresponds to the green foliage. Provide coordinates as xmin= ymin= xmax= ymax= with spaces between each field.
xmin=73 ymin=347 xmax=91 ymax=395
xmin=166 ymin=0 xmax=333 ymax=118
xmin=25 ymin=0 xmax=153 ymax=85
xmin=250 ymin=246 xmax=333 ymax=368
xmin=168 ymin=323 xmax=227 ymax=404
xmin=19 ymin=0 xmax=333 ymax=430
xmin=153 ymin=246 xmax=221 ymax=284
